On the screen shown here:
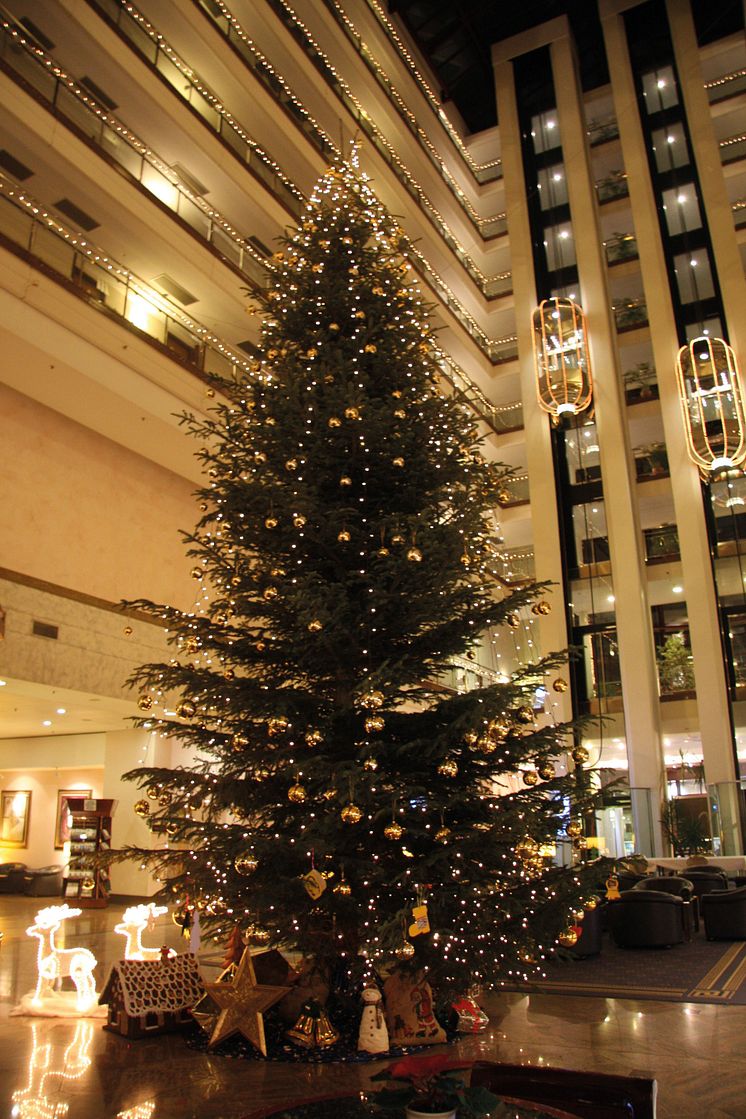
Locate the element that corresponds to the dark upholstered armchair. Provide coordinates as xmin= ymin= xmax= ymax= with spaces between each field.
xmin=22 ymin=865 xmax=64 ymax=897
xmin=632 ymin=875 xmax=693 ymax=899
xmin=608 ymin=889 xmax=686 ymax=948
xmin=702 ymin=886 xmax=746 ymax=940
xmin=684 ymin=868 xmax=729 ymax=900
xmin=470 ymin=1061 xmax=657 ymax=1119
xmin=0 ymin=863 xmax=28 ymax=893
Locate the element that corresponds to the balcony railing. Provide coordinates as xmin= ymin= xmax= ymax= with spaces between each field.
xmin=587 ymin=115 xmax=620 ymax=146
xmin=644 ymin=524 xmax=680 ymax=563
xmin=0 ymin=12 xmax=270 ymax=290
xmin=596 ymin=172 xmax=629 ymax=203
xmin=719 ymin=132 xmax=746 ymax=165
xmin=614 ymin=297 xmax=648 ymax=331
xmin=493 ymin=547 xmax=535 ymax=584
xmin=605 ymin=233 xmax=638 ymax=265
xmin=705 ymin=68 xmax=746 ymax=103
xmin=0 ymin=178 xmax=257 ymax=384
xmin=497 ymin=473 xmax=530 ymax=507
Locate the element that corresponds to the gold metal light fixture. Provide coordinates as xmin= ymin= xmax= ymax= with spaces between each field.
xmin=532 ymin=298 xmax=593 ymax=420
xmin=675 ymin=335 xmax=746 ymax=480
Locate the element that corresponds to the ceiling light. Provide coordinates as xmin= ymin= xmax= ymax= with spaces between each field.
xmin=672 ymin=585 xmax=683 ymax=593
xmin=42 ymin=720 xmax=52 ymax=727
xmin=56 ymin=708 xmax=67 ymax=715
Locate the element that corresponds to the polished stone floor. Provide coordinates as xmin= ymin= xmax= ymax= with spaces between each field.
xmin=0 ymin=895 xmax=744 ymax=1118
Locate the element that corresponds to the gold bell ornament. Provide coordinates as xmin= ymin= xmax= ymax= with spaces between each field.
xmin=285 ymin=998 xmax=340 ymax=1049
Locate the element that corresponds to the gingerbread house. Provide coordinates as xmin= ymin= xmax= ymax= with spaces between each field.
xmin=100 ymin=953 xmax=204 ymax=1038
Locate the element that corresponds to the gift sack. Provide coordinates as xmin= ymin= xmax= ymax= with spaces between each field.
xmin=383 ymin=969 xmax=446 ymax=1045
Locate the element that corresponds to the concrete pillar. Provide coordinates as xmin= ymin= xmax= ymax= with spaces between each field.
xmin=104 ymin=728 xmax=170 ymax=897
xmin=600 ymin=1 xmax=742 ymax=850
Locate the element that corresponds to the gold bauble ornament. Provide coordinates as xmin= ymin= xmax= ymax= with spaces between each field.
xmin=177 ymin=701 xmax=196 ymax=719
xmin=166 ymin=821 xmax=180 ymax=837
xmin=434 ymin=826 xmax=451 ymax=844
xmin=566 ymin=820 xmax=583 ymax=838
xmin=231 ymin=733 xmax=249 ymax=751
xmin=138 ymin=696 xmax=153 ymax=712
xmin=340 ymin=476 xmax=352 ymax=487
xmin=392 ymin=457 xmax=405 ymax=468
xmin=584 ymin=896 xmax=598 ymax=910
xmin=558 ymin=927 xmax=579 ymax=948
xmin=363 ymin=757 xmax=378 ymax=771
xmin=515 ymin=836 xmax=539 ymax=860
xmin=552 ymin=678 xmax=568 ymax=693
xmin=392 ymin=389 xmax=403 ymax=398
xmin=337 ymin=530 xmax=351 ymax=543
xmin=231 ymin=575 xmax=242 ymax=587
xmin=255 ymin=641 xmax=267 ymax=652
xmin=523 ymin=770 xmax=539 ymax=786
xmin=263 ymin=586 xmax=279 ymax=601
xmin=341 ymin=804 xmax=363 ymax=824
xmin=158 ymin=791 xmax=172 ymax=806
xmin=293 ymin=514 xmax=307 ymax=528
xmin=355 ymin=310 xmax=366 ymax=319
xmin=395 ymin=940 xmax=416 ymax=960
xmin=476 ymin=736 xmax=496 ymax=755
xmin=384 ymin=821 xmax=404 ymax=840
xmin=333 ymin=880 xmax=352 ymax=896
xmin=533 ymin=600 xmax=552 ymax=615
xmin=463 ymin=731 xmax=478 ymax=746
xmin=488 ymin=717 xmax=511 ymax=742
xmin=328 ymin=416 xmax=342 ymax=428
xmin=407 ymin=547 xmax=423 ymax=563
xmin=134 ymin=799 xmax=150 ymax=818
xmin=377 ymin=546 xmax=390 ymax=557
xmin=572 ymin=746 xmax=590 ymax=765
xmin=538 ymin=762 xmax=555 ymax=780
xmin=305 ymin=729 xmax=323 ymax=747
xmin=268 ymin=717 xmax=289 ymax=737
xmin=190 ymin=567 xmax=203 ymax=580
xmin=516 ymin=706 xmax=535 ymax=724
xmin=224 ymin=668 xmax=235 ymax=681
xmin=253 ymin=767 xmax=270 ymax=782
xmin=364 ymin=344 xmax=377 ymax=354
xmin=123 ymin=625 xmax=133 ymax=636
xmin=345 ymin=407 xmax=360 ymax=420
xmin=364 ymin=715 xmax=384 ymax=733
xmin=285 ymin=459 xmax=298 ymax=472
xmin=264 ymin=516 xmax=278 ymax=530
xmin=497 ymin=488 xmax=511 ymax=505
xmin=288 ymin=783 xmax=307 ymax=804
xmin=82 ymin=877 xmax=96 ymax=892
xmin=329 ymin=322 xmax=340 ymax=332
xmin=360 ymin=690 xmax=385 ymax=710
xmin=506 ymin=613 xmax=520 ymax=628
xmin=394 ymin=408 xmax=406 ymax=419
xmin=391 ymin=533 xmax=405 ymax=545
xmin=437 ymin=759 xmax=458 ymax=778
xmin=146 ymin=784 xmax=160 ymax=801
xmin=254 ymin=451 xmax=267 ymax=465
xmin=234 ymin=853 xmax=259 ymax=876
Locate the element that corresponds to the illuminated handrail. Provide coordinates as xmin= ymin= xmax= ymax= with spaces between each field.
xmin=85 ymin=0 xmax=515 ymax=362
xmin=0 ymin=176 xmax=259 ymax=384
xmin=705 ymin=67 xmax=746 ymax=102
xmin=0 ymin=10 xmax=269 ymax=290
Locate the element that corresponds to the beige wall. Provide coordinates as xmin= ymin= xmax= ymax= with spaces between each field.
xmin=0 ymin=382 xmax=197 ymax=609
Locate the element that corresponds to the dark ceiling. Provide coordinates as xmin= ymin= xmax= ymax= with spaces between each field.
xmin=391 ymin=0 xmax=745 ymax=133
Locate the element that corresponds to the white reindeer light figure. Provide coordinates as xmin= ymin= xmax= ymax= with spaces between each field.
xmin=26 ymin=905 xmax=98 ymax=1012
xmin=114 ymin=903 xmax=175 ymax=961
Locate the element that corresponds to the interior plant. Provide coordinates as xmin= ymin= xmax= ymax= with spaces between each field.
xmin=368 ymin=1054 xmax=500 ymax=1118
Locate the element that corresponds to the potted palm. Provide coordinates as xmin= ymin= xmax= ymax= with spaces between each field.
xmin=369 ymin=1054 xmax=499 ymax=1118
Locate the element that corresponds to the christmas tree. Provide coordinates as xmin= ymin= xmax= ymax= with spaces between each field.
xmin=119 ymin=150 xmax=603 ymax=998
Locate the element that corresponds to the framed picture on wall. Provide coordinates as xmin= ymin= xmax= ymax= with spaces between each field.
xmin=55 ymin=789 xmax=92 ymax=849
xmin=0 ymin=790 xmax=32 ymax=848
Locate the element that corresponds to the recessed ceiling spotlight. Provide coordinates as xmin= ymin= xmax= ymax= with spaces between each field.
xmin=56 ymin=707 xmax=66 ymax=715
xmin=42 ymin=720 xmax=52 ymax=727
xmin=672 ymin=585 xmax=683 ymax=593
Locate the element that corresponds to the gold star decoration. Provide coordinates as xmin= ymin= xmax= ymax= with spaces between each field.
xmin=202 ymin=948 xmax=292 ymax=1054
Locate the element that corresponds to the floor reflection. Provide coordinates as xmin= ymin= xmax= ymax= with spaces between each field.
xmin=11 ymin=1020 xmax=93 ymax=1118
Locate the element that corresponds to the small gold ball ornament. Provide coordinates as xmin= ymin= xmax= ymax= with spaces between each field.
xmin=305 ymin=729 xmax=323 ymax=747
xmin=434 ymin=826 xmax=452 ymax=844
xmin=146 ymin=784 xmax=160 ymax=801
xmin=177 ymin=701 xmax=196 ymax=719
xmin=307 ymin=619 xmax=323 ymax=633
xmin=377 ymin=546 xmax=390 ymax=557
xmin=134 ymin=799 xmax=150 ymax=818
xmin=138 ymin=696 xmax=153 ymax=712
xmin=341 ymin=803 xmax=363 ymax=824
xmin=123 ymin=625 xmax=133 ymax=636
xmin=345 ymin=407 xmax=360 ymax=420
xmin=463 ymin=731 xmax=478 ymax=746
xmin=329 ymin=322 xmax=340 ymax=332
xmin=293 ymin=514 xmax=307 ymax=528
xmin=566 ymin=820 xmax=583 ymax=838
xmin=234 ymin=853 xmax=259 ymax=876
xmin=231 ymin=733 xmax=249 ymax=751
xmin=267 ymin=717 xmax=289 ymax=737
xmin=516 ymin=706 xmax=535 ymax=724
xmin=328 ymin=416 xmax=342 ymax=428
xmin=584 ymin=896 xmax=598 ymax=911
xmin=190 ymin=567 xmax=203 ymax=580
xmin=285 ymin=459 xmax=298 ymax=472
xmin=334 ymin=880 xmax=352 ymax=896
xmin=82 ymin=877 xmax=96 ymax=892
xmin=395 ymin=940 xmax=416 ymax=960
xmin=476 ymin=736 xmax=496 ymax=755
xmin=166 ymin=821 xmax=180 ymax=837
xmin=515 ymin=836 xmax=539 ymax=860
xmin=360 ymin=690 xmax=385 ymax=710
xmin=538 ymin=762 xmax=556 ymax=780
xmin=288 ymin=783 xmax=307 ymax=804
xmin=340 ymin=475 xmax=352 ymax=487
xmin=437 ymin=759 xmax=458 ymax=778
xmin=392 ymin=457 xmax=405 ymax=468
xmin=337 ymin=529 xmax=351 ymax=543
xmin=523 ymin=770 xmax=540 ymax=786
xmin=363 ymin=757 xmax=378 ymax=771
xmin=364 ymin=715 xmax=384 ymax=733
xmin=264 ymin=515 xmax=278 ymax=530
xmin=532 ymin=600 xmax=552 ymax=615
xmin=506 ymin=613 xmax=520 ymax=628
xmin=572 ymin=746 xmax=590 ymax=765
xmin=558 ymin=927 xmax=579 ymax=948
xmin=552 ymin=678 xmax=569 ymax=693
xmin=263 ymin=586 xmax=278 ymax=601
xmin=158 ymin=792 xmax=172 ymax=806
xmin=384 ymin=821 xmax=404 ymax=840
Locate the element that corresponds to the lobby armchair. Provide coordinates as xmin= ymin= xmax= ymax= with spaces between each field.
xmin=702 ymin=886 xmax=746 ymax=940
xmin=0 ymin=862 xmax=28 ymax=893
xmin=22 ymin=865 xmax=64 ymax=897
xmin=608 ymin=889 xmax=686 ymax=948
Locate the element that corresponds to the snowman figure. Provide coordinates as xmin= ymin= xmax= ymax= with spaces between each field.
xmin=357 ymin=984 xmax=389 ymax=1054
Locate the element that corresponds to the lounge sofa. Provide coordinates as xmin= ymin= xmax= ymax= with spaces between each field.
xmin=22 ymin=865 xmax=64 ymax=897
xmin=608 ymin=889 xmax=686 ymax=948
xmin=702 ymin=886 xmax=746 ymax=940
xmin=0 ymin=863 xmax=28 ymax=893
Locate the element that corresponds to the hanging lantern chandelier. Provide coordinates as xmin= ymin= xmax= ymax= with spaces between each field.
xmin=675 ymin=335 xmax=746 ymax=480
xmin=532 ymin=297 xmax=593 ymax=421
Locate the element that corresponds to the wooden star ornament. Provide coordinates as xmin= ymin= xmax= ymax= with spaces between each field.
xmin=203 ymin=948 xmax=292 ymax=1054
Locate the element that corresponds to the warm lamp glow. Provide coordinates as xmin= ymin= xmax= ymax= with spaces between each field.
xmin=532 ymin=298 xmax=593 ymax=419
xmin=676 ymin=335 xmax=746 ymax=479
